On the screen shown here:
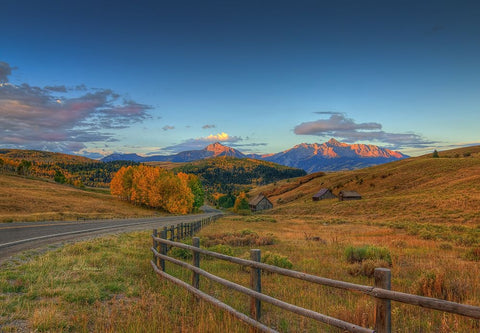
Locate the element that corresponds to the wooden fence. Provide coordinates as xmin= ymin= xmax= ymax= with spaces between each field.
xmin=151 ymin=232 xmax=480 ymax=333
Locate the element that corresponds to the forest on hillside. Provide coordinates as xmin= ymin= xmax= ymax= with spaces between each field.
xmin=173 ymin=157 xmax=307 ymax=194
xmin=0 ymin=149 xmax=138 ymax=187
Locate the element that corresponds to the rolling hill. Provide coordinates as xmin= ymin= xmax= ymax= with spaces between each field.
xmin=0 ymin=174 xmax=157 ymax=222
xmin=251 ymin=145 xmax=480 ymax=228
xmin=172 ymin=156 xmax=307 ymax=194
xmin=0 ymin=149 xmax=138 ymax=187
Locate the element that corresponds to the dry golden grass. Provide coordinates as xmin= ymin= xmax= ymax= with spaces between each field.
xmin=252 ymin=146 xmax=480 ymax=228
xmin=0 ymin=174 xmax=157 ymax=222
xmin=190 ymin=215 xmax=480 ymax=331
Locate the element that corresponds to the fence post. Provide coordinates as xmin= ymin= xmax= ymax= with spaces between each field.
xmin=180 ymin=222 xmax=184 ymax=239
xmin=160 ymin=228 xmax=167 ymax=272
xmin=152 ymin=229 xmax=158 ymax=265
xmin=170 ymin=225 xmax=175 ymax=242
xmin=192 ymin=237 xmax=200 ymax=289
xmin=250 ymin=249 xmax=262 ymax=322
xmin=374 ymin=268 xmax=391 ymax=333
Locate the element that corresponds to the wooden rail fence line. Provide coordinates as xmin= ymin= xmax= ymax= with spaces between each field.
xmin=151 ymin=234 xmax=480 ymax=333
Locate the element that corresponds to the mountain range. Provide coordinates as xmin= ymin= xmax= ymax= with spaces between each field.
xmin=101 ymin=139 xmax=408 ymax=173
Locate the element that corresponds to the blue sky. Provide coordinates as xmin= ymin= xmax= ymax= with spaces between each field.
xmin=1 ymin=0 xmax=479 ymax=158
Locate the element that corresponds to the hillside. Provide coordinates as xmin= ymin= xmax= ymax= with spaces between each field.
xmin=0 ymin=149 xmax=138 ymax=187
xmin=172 ymin=156 xmax=307 ymax=194
xmin=0 ymin=174 xmax=157 ymax=222
xmin=252 ymin=145 xmax=480 ymax=227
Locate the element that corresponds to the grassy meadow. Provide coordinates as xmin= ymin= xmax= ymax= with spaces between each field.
xmin=1 ymin=146 xmax=480 ymax=331
xmin=0 ymin=174 xmax=158 ymax=222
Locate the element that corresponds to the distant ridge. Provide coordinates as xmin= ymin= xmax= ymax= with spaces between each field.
xmin=101 ymin=139 xmax=408 ymax=172
xmin=103 ymin=143 xmax=245 ymax=163
xmin=256 ymin=138 xmax=408 ymax=172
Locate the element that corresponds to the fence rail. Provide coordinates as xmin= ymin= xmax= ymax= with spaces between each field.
xmin=151 ymin=232 xmax=480 ymax=333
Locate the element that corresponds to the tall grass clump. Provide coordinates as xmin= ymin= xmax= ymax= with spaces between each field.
xmin=345 ymin=245 xmax=392 ymax=278
xmin=261 ymin=251 xmax=293 ymax=269
xmin=345 ymin=245 xmax=392 ymax=265
xmin=412 ymin=269 xmax=468 ymax=302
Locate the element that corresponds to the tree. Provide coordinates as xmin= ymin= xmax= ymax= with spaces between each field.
xmin=184 ymin=173 xmax=204 ymax=211
xmin=233 ymin=192 xmax=250 ymax=213
xmin=218 ymin=193 xmax=235 ymax=208
xmin=432 ymin=149 xmax=439 ymax=158
xmin=54 ymin=170 xmax=67 ymax=183
xmin=17 ymin=160 xmax=32 ymax=176
xmin=110 ymin=165 xmax=196 ymax=214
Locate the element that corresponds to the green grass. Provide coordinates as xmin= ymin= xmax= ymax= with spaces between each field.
xmin=0 ymin=232 xmax=250 ymax=332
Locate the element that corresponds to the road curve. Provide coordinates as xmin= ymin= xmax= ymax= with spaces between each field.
xmin=0 ymin=207 xmax=222 ymax=265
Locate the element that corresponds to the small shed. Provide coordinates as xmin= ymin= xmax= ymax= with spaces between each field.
xmin=312 ymin=188 xmax=336 ymax=201
xmin=339 ymin=190 xmax=362 ymax=201
xmin=249 ymin=194 xmax=273 ymax=212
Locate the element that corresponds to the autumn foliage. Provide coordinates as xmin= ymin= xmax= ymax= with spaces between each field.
xmin=110 ymin=165 xmax=203 ymax=214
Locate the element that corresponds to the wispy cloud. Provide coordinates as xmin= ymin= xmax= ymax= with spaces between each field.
xmin=294 ymin=113 xmax=435 ymax=150
xmin=162 ymin=125 xmax=175 ymax=131
xmin=164 ymin=132 xmax=242 ymax=153
xmin=44 ymin=85 xmax=68 ymax=92
xmin=0 ymin=61 xmax=152 ymax=154
xmin=202 ymin=124 xmax=216 ymax=129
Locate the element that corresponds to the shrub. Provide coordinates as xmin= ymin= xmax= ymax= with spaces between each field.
xmin=261 ymin=251 xmax=293 ymax=270
xmin=345 ymin=245 xmax=392 ymax=266
xmin=169 ymin=247 xmax=192 ymax=260
xmin=207 ymin=244 xmax=234 ymax=257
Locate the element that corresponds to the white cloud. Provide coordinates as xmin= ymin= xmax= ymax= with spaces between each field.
xmin=0 ymin=61 xmax=152 ymax=154
xmin=294 ymin=113 xmax=435 ymax=150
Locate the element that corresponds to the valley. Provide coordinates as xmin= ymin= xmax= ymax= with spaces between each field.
xmin=0 ymin=145 xmax=479 ymax=332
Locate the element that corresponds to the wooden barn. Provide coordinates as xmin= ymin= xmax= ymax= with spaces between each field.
xmin=339 ymin=190 xmax=362 ymax=201
xmin=312 ymin=188 xmax=336 ymax=201
xmin=249 ymin=194 xmax=273 ymax=212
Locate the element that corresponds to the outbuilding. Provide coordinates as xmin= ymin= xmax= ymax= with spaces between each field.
xmin=312 ymin=188 xmax=336 ymax=201
xmin=338 ymin=190 xmax=362 ymax=201
xmin=249 ymin=194 xmax=273 ymax=212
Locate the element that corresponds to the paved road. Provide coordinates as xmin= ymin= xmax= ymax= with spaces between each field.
xmin=0 ymin=207 xmax=222 ymax=265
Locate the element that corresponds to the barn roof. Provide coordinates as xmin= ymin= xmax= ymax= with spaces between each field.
xmin=339 ymin=190 xmax=361 ymax=197
xmin=313 ymin=188 xmax=330 ymax=198
xmin=249 ymin=194 xmax=268 ymax=206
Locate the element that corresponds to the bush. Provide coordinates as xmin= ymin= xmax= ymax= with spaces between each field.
xmin=345 ymin=245 xmax=392 ymax=266
xmin=169 ymin=247 xmax=192 ymax=260
xmin=207 ymin=244 xmax=234 ymax=257
xmin=261 ymin=251 xmax=293 ymax=270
